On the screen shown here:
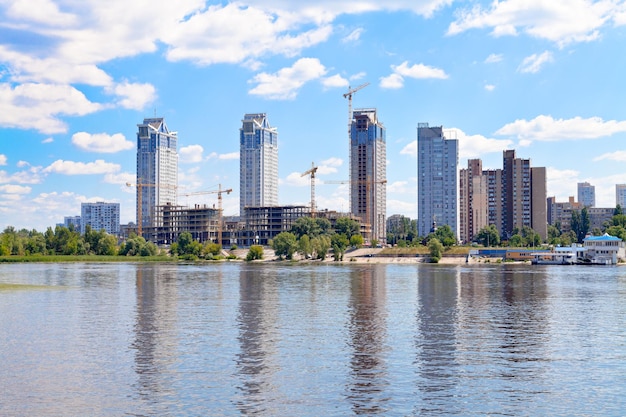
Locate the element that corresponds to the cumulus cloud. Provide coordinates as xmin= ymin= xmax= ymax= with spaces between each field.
xmin=0 ymin=83 xmax=103 ymax=134
xmin=484 ymin=84 xmax=496 ymax=91
xmin=72 ymin=132 xmax=133 ymax=153
xmin=546 ymin=167 xmax=580 ymax=200
xmin=249 ymin=57 xmax=328 ymax=99
xmin=321 ymin=74 xmax=349 ymax=89
xmin=43 ymin=159 xmax=120 ymax=175
xmin=0 ymin=154 xmax=6 ymax=166
xmin=42 ymin=137 xmax=54 ymax=144
xmin=343 ymin=28 xmax=364 ymax=43
xmin=219 ymin=152 xmax=239 ymax=160
xmin=106 ymin=81 xmax=157 ymax=110
xmin=0 ymin=166 xmax=43 ymax=184
xmin=380 ymin=61 xmax=448 ymax=89
xmin=518 ymin=51 xmax=554 ymax=73
xmin=400 ymin=128 xmax=513 ymax=159
xmin=447 ymin=0 xmax=617 ymax=47
xmin=0 ymin=184 xmax=31 ymax=194
xmin=496 ymin=115 xmax=626 ymax=142
xmin=284 ymin=171 xmax=311 ymax=187
xmin=180 ymin=145 xmax=205 ymax=163
xmin=317 ymin=157 xmax=343 ymax=175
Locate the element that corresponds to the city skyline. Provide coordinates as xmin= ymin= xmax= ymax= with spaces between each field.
xmin=1 ymin=1 xmax=626 ymax=232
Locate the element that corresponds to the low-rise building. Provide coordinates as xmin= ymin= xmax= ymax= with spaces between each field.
xmin=582 ymin=234 xmax=626 ymax=264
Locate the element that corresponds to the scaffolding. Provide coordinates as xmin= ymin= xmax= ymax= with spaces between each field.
xmin=145 ymin=203 xmax=219 ymax=245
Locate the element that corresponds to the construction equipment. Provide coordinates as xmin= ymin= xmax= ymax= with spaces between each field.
xmin=179 ymin=184 xmax=232 ymax=247
xmin=342 ymin=82 xmax=369 ymax=203
xmin=126 ymin=180 xmax=177 ymax=237
xmin=301 ymin=162 xmax=318 ymax=218
xmin=324 ymin=178 xmax=386 ymax=241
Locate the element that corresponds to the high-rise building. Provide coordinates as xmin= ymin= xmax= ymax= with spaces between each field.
xmin=63 ymin=216 xmax=82 ymax=232
xmin=350 ymin=109 xmax=386 ymax=242
xmin=417 ymin=123 xmax=458 ymax=238
xmin=616 ymin=184 xmax=626 ymax=209
xmin=460 ymin=150 xmax=547 ymax=241
xmin=81 ymin=202 xmax=120 ymax=235
xmin=240 ymin=113 xmax=278 ymax=216
xmin=136 ymin=117 xmax=178 ymax=233
xmin=577 ymin=181 xmax=596 ymax=208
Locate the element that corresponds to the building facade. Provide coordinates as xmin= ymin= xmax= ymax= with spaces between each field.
xmin=577 ymin=181 xmax=596 ymax=208
xmin=417 ymin=123 xmax=458 ymax=238
xmin=547 ymin=196 xmax=581 ymax=233
xmin=136 ymin=117 xmax=178 ymax=234
xmin=350 ymin=109 xmax=386 ymax=242
xmin=63 ymin=216 xmax=82 ymax=232
xmin=240 ymin=113 xmax=278 ymax=216
xmin=616 ymin=184 xmax=626 ymax=208
xmin=460 ymin=150 xmax=547 ymax=242
xmin=81 ymin=202 xmax=120 ymax=235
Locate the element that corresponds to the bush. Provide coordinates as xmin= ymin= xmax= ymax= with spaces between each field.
xmin=246 ymin=245 xmax=264 ymax=261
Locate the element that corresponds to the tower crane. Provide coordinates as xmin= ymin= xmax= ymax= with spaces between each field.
xmin=179 ymin=184 xmax=232 ymax=247
xmin=301 ymin=162 xmax=318 ymax=218
xmin=126 ymin=181 xmax=177 ymax=237
xmin=342 ymin=82 xmax=369 ymax=203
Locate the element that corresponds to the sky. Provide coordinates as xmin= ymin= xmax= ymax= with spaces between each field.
xmin=1 ymin=0 xmax=626 ymax=232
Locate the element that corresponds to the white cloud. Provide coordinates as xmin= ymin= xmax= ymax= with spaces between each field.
xmin=343 ymin=28 xmax=364 ymax=43
xmin=219 ymin=152 xmax=240 ymax=160
xmin=42 ymin=137 xmax=54 ymax=144
xmin=593 ymin=151 xmax=626 ymax=162
xmin=448 ymin=0 xmax=617 ymax=47
xmin=484 ymin=84 xmax=496 ymax=91
xmin=317 ymin=157 xmax=343 ymax=175
xmin=0 ymin=184 xmax=31 ymax=195
xmin=0 ymin=167 xmax=42 ymax=184
xmin=6 ymin=0 xmax=77 ymax=26
xmin=322 ymin=74 xmax=349 ymax=89
xmin=17 ymin=161 xmax=29 ymax=168
xmin=249 ymin=57 xmax=328 ymax=100
xmin=103 ymin=172 xmax=135 ymax=186
xmin=0 ymin=83 xmax=103 ymax=134
xmin=350 ymin=72 xmax=367 ymax=81
xmin=380 ymin=61 xmax=448 ymax=89
xmin=284 ymin=172 xmax=311 ymax=187
xmin=400 ymin=141 xmax=417 ymax=157
xmin=546 ymin=167 xmax=579 ymax=200
xmin=180 ymin=145 xmax=205 ymax=164
xmin=518 ymin=51 xmax=554 ymax=73
xmin=106 ymin=81 xmax=157 ymax=110
xmin=387 ymin=181 xmax=412 ymax=194
xmin=485 ymin=53 xmax=503 ymax=63
xmin=387 ymin=199 xmax=417 ymax=218
xmin=0 ymin=155 xmax=6 ymax=166
xmin=380 ymin=73 xmax=405 ymax=89
xmin=400 ymin=128 xmax=514 ymax=159
xmin=43 ymin=159 xmax=120 ymax=175
xmin=71 ymin=132 xmax=133 ymax=153
xmin=496 ymin=115 xmax=626 ymax=142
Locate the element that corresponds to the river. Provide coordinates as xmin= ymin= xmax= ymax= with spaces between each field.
xmin=1 ymin=262 xmax=625 ymax=416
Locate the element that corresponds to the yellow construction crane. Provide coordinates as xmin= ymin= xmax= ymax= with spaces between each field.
xmin=126 ymin=180 xmax=177 ymax=237
xmin=301 ymin=162 xmax=318 ymax=218
xmin=179 ymin=184 xmax=232 ymax=247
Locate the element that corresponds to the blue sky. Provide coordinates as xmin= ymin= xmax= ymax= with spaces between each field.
xmin=2 ymin=0 xmax=626 ymax=232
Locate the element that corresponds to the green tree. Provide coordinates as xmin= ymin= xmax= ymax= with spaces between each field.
xmin=119 ymin=234 xmax=157 ymax=257
xmin=272 ymin=232 xmax=298 ymax=260
xmin=606 ymin=225 xmax=626 ymax=241
xmin=246 ymin=245 xmax=264 ymax=261
xmin=428 ymin=238 xmax=444 ymax=263
xmin=508 ymin=234 xmax=524 ymax=247
xmin=571 ymin=208 xmax=590 ymax=243
xmin=335 ymin=217 xmax=360 ymax=238
xmin=615 ymin=204 xmax=623 ymax=216
xmin=475 ymin=225 xmax=500 ymax=247
xmin=331 ymin=233 xmax=349 ymax=261
xmin=349 ymin=234 xmax=364 ymax=248
xmin=311 ymin=235 xmax=331 ymax=260
xmin=298 ymin=234 xmax=312 ymax=259
xmin=427 ymin=224 xmax=456 ymax=247
xmin=290 ymin=217 xmax=321 ymax=239
xmin=172 ymin=232 xmax=202 ymax=257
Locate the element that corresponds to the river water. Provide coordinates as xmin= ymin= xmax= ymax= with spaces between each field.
xmin=1 ymin=262 xmax=625 ymax=416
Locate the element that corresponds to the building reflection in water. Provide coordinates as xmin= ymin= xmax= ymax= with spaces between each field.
xmin=131 ymin=265 xmax=179 ymax=413
xmin=234 ymin=267 xmax=279 ymax=415
xmin=415 ymin=267 xmax=461 ymax=414
xmin=345 ymin=265 xmax=390 ymax=415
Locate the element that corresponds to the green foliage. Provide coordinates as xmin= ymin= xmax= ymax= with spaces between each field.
xmin=475 ymin=225 xmax=500 ymax=247
xmin=508 ymin=234 xmax=524 ymax=247
xmin=119 ymin=234 xmax=156 ymax=257
xmin=426 ymin=224 xmax=456 ymax=247
xmin=272 ymin=232 xmax=298 ymax=260
xmin=571 ymin=208 xmax=590 ymax=243
xmin=290 ymin=217 xmax=322 ymax=239
xmin=171 ymin=232 xmax=202 ymax=257
xmin=606 ymin=225 xmax=626 ymax=241
xmin=230 ymin=244 xmax=238 ymax=251
xmin=349 ymin=234 xmax=364 ymax=248
xmin=203 ymin=242 xmax=222 ymax=258
xmin=298 ymin=234 xmax=312 ymax=259
xmin=428 ymin=238 xmax=444 ymax=263
xmin=331 ymin=233 xmax=349 ymax=261
xmin=246 ymin=245 xmax=264 ymax=261
xmin=335 ymin=217 xmax=360 ymax=238
xmin=311 ymin=235 xmax=331 ymax=260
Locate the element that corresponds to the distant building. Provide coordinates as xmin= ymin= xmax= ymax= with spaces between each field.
xmin=63 ymin=216 xmax=82 ymax=232
xmin=240 ymin=113 xmax=278 ymax=216
xmin=547 ymin=196 xmax=581 ymax=233
xmin=81 ymin=202 xmax=120 ymax=235
xmin=350 ymin=109 xmax=386 ymax=242
xmin=418 ymin=123 xmax=458 ymax=238
xmin=587 ymin=207 xmax=614 ymax=231
xmin=136 ymin=117 xmax=178 ymax=234
xmin=616 ymin=184 xmax=626 ymax=209
xmin=460 ymin=150 xmax=547 ymax=241
xmin=577 ymin=181 xmax=595 ymax=208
